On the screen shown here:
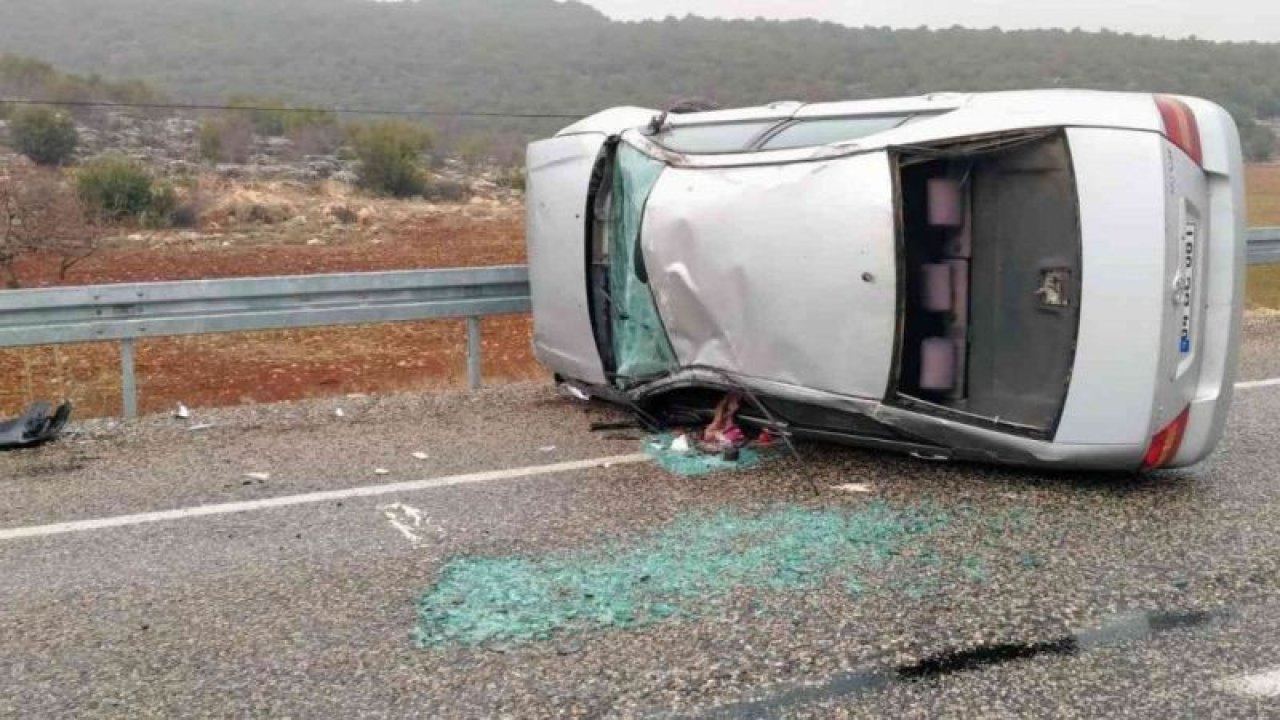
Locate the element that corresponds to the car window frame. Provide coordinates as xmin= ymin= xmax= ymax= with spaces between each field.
xmin=753 ymin=112 xmax=934 ymax=152
xmin=646 ymin=110 xmax=955 ymax=157
xmin=648 ymin=119 xmax=788 ymax=156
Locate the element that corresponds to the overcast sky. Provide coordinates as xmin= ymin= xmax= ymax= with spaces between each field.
xmin=575 ymin=0 xmax=1280 ymax=43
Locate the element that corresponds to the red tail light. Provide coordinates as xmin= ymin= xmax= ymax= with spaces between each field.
xmin=1155 ymin=95 xmax=1203 ymax=167
xmin=1141 ymin=406 xmax=1191 ymax=471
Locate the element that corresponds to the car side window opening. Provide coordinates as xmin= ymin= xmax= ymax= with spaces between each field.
xmin=651 ymin=121 xmax=780 ymax=154
xmin=759 ymin=114 xmax=915 ymax=151
xmin=650 ymin=113 xmax=941 ymax=154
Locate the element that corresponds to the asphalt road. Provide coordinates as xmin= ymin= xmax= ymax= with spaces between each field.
xmin=5 ymin=317 xmax=1280 ymax=718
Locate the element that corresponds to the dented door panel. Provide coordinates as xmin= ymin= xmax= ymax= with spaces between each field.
xmin=641 ymin=152 xmax=899 ymax=400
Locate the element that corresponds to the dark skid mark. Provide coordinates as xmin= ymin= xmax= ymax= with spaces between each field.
xmin=678 ymin=608 xmax=1227 ymax=720
xmin=896 ymin=637 xmax=1077 ymax=679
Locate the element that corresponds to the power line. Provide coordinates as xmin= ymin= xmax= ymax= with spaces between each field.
xmin=0 ymin=97 xmax=586 ymax=120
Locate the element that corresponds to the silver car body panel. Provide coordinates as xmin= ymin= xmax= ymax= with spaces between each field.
xmin=1053 ymin=128 xmax=1169 ymax=448
xmin=642 ymin=152 xmax=898 ymax=400
xmin=526 ymin=133 xmax=610 ymax=384
xmin=557 ymin=106 xmax=660 ymax=137
xmin=1172 ymin=98 xmax=1246 ymax=466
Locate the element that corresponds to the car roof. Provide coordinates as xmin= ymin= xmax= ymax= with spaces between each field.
xmin=661 ymin=93 xmax=968 ymax=125
xmin=559 ymin=90 xmax=1165 ymax=138
xmin=554 ymin=90 xmax=1167 ymax=169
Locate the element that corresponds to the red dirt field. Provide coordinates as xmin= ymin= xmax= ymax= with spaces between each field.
xmin=0 ymin=207 xmax=544 ymax=419
xmin=8 ymin=211 xmax=528 ymax=285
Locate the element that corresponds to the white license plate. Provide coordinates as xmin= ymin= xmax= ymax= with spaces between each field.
xmin=1177 ymin=218 xmax=1197 ymax=354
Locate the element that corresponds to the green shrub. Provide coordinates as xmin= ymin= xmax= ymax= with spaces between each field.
xmin=198 ymin=116 xmax=254 ymax=163
xmin=424 ymin=178 xmax=471 ymax=203
xmin=227 ymin=94 xmax=336 ymax=137
xmin=496 ymin=166 xmax=526 ymax=193
xmin=198 ymin=119 xmax=224 ymax=161
xmin=145 ymin=182 xmax=178 ymax=227
xmin=8 ymin=106 xmax=78 ymax=166
xmin=348 ymin=120 xmax=433 ymax=198
xmin=1243 ymin=121 xmax=1276 ymax=162
xmin=76 ymin=154 xmax=165 ymax=221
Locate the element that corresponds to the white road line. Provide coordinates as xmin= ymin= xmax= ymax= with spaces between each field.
xmin=1215 ymin=667 xmax=1280 ymax=699
xmin=1235 ymin=378 xmax=1280 ymax=391
xmin=0 ymin=454 xmax=650 ymax=543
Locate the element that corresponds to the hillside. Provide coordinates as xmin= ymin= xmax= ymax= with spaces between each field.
xmin=0 ymin=0 xmax=1278 ymax=157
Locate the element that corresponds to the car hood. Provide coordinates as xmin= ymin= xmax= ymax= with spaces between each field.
xmin=640 ymin=149 xmax=899 ymax=401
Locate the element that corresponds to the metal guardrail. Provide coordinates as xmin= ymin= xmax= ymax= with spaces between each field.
xmin=0 ymin=266 xmax=531 ymax=417
xmin=2 ymin=227 xmax=1279 ymax=419
xmin=1249 ymin=227 xmax=1280 ymax=265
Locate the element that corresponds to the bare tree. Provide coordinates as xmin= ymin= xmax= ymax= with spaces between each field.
xmin=0 ymin=165 xmax=101 ymax=288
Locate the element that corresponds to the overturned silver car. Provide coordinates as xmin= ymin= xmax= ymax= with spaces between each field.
xmin=526 ymin=91 xmax=1246 ymax=471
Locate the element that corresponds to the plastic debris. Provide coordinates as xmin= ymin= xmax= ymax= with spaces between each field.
xmin=645 ymin=433 xmax=767 ymax=477
xmin=0 ymin=402 xmax=72 ymax=450
xmin=187 ymin=424 xmax=215 ymax=432
xmin=375 ymin=468 xmax=391 ymax=476
xmin=412 ymin=452 xmax=430 ymax=461
xmin=835 ymin=483 xmax=875 ymax=494
xmin=539 ymin=445 xmax=557 ymax=453
xmin=559 ymin=384 xmax=590 ymax=402
xmin=243 ymin=472 xmax=271 ymax=482
xmin=175 ymin=404 xmax=191 ymax=420
xmin=669 ymin=435 xmax=692 ymax=454
xmin=334 ymin=408 xmax=346 ymax=418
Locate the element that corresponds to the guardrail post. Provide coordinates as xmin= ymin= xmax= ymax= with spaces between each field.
xmin=466 ymin=316 xmax=482 ymax=390
xmin=120 ymin=339 xmax=138 ymax=419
